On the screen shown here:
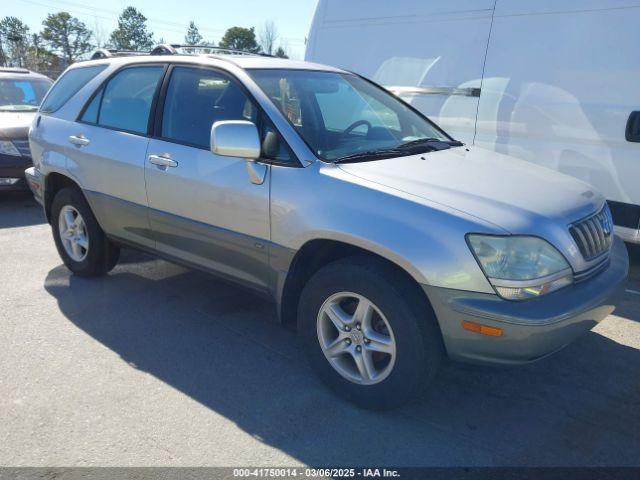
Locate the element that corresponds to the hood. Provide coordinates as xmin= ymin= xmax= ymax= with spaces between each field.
xmin=0 ymin=111 xmax=36 ymax=139
xmin=337 ymin=146 xmax=604 ymax=233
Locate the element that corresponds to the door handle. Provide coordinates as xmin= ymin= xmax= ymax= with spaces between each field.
xmin=148 ymin=154 xmax=178 ymax=168
xmin=626 ymin=111 xmax=640 ymax=142
xmin=68 ymin=135 xmax=90 ymax=147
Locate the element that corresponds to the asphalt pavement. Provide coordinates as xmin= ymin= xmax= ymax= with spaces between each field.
xmin=1 ymin=192 xmax=639 ymax=467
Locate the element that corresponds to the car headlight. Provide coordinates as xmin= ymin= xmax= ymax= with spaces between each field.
xmin=0 ymin=140 xmax=21 ymax=156
xmin=467 ymin=235 xmax=573 ymax=300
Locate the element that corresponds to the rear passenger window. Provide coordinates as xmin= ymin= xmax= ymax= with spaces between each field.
xmin=97 ymin=67 xmax=164 ymax=134
xmin=80 ymin=88 xmax=102 ymax=124
xmin=161 ymin=67 xmax=257 ymax=148
xmin=40 ymin=65 xmax=106 ymax=113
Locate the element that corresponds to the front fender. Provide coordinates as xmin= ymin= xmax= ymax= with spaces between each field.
xmin=270 ymin=162 xmax=498 ymax=294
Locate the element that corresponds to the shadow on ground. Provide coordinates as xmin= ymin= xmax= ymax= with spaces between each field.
xmin=43 ymin=252 xmax=640 ymax=466
xmin=0 ymin=192 xmax=45 ymax=228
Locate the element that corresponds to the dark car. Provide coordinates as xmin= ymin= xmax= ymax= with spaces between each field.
xmin=0 ymin=68 xmax=52 ymax=190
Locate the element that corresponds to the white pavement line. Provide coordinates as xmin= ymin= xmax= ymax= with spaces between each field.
xmin=625 ymin=289 xmax=640 ymax=296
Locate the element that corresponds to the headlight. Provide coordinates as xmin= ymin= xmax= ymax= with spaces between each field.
xmin=0 ymin=140 xmax=21 ymax=156
xmin=467 ymin=235 xmax=573 ymax=300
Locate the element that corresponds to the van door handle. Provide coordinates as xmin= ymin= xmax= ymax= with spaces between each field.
xmin=626 ymin=111 xmax=640 ymax=142
xmin=68 ymin=135 xmax=90 ymax=147
xmin=148 ymin=154 xmax=178 ymax=168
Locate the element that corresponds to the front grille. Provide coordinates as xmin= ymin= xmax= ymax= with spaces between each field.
xmin=569 ymin=204 xmax=613 ymax=260
xmin=11 ymin=139 xmax=31 ymax=158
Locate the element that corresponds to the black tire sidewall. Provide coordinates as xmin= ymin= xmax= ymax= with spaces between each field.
xmin=299 ymin=258 xmax=441 ymax=409
xmin=51 ymin=187 xmax=116 ymax=276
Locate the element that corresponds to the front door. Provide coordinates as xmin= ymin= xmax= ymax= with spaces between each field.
xmin=145 ymin=65 xmax=271 ymax=292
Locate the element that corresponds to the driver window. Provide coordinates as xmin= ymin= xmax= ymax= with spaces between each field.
xmin=161 ymin=67 xmax=257 ymax=149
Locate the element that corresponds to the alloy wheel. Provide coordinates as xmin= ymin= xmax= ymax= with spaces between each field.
xmin=58 ymin=205 xmax=89 ymax=262
xmin=316 ymin=292 xmax=396 ymax=385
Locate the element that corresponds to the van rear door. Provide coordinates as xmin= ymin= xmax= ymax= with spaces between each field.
xmin=306 ymin=0 xmax=494 ymax=144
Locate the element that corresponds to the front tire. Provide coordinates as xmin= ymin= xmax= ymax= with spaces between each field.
xmin=51 ymin=187 xmax=119 ymax=277
xmin=298 ymin=256 xmax=444 ymax=409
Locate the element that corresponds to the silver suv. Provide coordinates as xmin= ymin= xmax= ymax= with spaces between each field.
xmin=26 ymin=49 xmax=628 ymax=408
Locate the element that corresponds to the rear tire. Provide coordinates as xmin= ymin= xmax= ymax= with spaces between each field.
xmin=51 ymin=187 xmax=119 ymax=277
xmin=298 ymin=256 xmax=444 ymax=409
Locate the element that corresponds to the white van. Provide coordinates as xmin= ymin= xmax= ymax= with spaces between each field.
xmin=306 ymin=0 xmax=640 ymax=243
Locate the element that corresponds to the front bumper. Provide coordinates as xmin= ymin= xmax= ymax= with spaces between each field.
xmin=423 ymin=236 xmax=629 ymax=365
xmin=0 ymin=153 xmax=32 ymax=191
xmin=24 ymin=166 xmax=44 ymax=205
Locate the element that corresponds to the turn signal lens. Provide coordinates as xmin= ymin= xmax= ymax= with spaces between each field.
xmin=462 ymin=320 xmax=503 ymax=337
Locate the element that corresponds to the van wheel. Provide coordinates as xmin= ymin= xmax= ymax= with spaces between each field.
xmin=298 ymin=256 xmax=443 ymax=409
xmin=51 ymin=187 xmax=119 ymax=277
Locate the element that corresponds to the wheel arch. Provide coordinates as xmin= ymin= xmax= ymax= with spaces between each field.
xmin=278 ymin=238 xmax=436 ymax=329
xmin=43 ymin=172 xmax=83 ymax=223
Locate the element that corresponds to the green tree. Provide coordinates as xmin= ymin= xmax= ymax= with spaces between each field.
xmin=0 ymin=17 xmax=30 ymax=67
xmin=26 ymin=34 xmax=62 ymax=77
xmin=41 ymin=12 xmax=93 ymax=65
xmin=274 ymin=46 xmax=288 ymax=59
xmin=218 ymin=26 xmax=260 ymax=53
xmin=184 ymin=21 xmax=203 ymax=45
xmin=109 ymin=7 xmax=154 ymax=51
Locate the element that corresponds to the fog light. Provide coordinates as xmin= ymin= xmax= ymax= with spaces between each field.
xmin=0 ymin=178 xmax=20 ymax=185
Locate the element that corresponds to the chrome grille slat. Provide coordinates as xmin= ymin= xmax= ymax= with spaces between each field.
xmin=572 ymin=225 xmax=590 ymax=257
xmin=569 ymin=204 xmax=613 ymax=261
xmin=580 ymin=223 xmax=596 ymax=257
xmin=587 ymin=218 xmax=602 ymax=252
xmin=595 ymin=213 xmax=607 ymax=249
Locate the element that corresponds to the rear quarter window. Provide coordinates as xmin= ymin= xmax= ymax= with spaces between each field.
xmin=40 ymin=65 xmax=107 ymax=113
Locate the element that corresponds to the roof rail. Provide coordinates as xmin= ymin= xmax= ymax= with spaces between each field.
xmin=89 ymin=44 xmax=274 ymax=62
xmin=0 ymin=67 xmax=31 ymax=74
xmin=90 ymin=48 xmax=149 ymax=60
xmin=160 ymin=44 xmax=273 ymax=57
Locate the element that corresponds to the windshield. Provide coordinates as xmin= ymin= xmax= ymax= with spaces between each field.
xmin=249 ymin=69 xmax=454 ymax=162
xmin=0 ymin=78 xmax=52 ymax=112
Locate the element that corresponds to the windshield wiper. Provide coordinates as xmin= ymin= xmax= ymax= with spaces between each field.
xmin=333 ymin=148 xmax=405 ymax=164
xmin=397 ymin=137 xmax=464 ymax=151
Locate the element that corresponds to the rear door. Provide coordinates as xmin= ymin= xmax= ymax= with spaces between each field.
xmin=145 ymin=65 xmax=272 ymax=292
xmin=70 ymin=64 xmax=166 ymax=248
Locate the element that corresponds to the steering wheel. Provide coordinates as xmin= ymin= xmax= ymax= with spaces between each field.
xmin=342 ymin=120 xmax=372 ymax=136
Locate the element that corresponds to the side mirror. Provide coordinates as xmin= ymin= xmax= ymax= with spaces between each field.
xmin=210 ymin=120 xmax=261 ymax=160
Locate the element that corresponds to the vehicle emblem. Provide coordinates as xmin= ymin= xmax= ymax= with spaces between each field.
xmin=349 ymin=330 xmax=364 ymax=345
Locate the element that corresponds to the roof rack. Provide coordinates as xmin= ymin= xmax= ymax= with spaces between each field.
xmin=90 ymin=49 xmax=149 ymax=60
xmin=89 ymin=44 xmax=273 ymax=61
xmin=0 ymin=67 xmax=31 ymax=74
xmin=155 ymin=44 xmax=272 ymax=57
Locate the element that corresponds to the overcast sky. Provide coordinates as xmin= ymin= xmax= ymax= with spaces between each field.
xmin=4 ymin=0 xmax=319 ymax=59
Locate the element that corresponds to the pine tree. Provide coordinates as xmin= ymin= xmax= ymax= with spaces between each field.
xmin=109 ymin=7 xmax=154 ymax=51
xmin=185 ymin=21 xmax=203 ymax=46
